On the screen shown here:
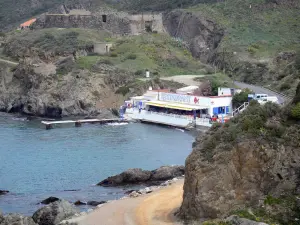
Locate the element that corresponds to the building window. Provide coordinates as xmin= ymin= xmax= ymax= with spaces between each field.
xmin=102 ymin=15 xmax=107 ymax=22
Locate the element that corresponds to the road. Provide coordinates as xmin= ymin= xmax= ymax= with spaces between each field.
xmin=234 ymin=81 xmax=290 ymax=104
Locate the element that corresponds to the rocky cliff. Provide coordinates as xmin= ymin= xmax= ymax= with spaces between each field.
xmin=163 ymin=10 xmax=224 ymax=63
xmin=179 ymin=96 xmax=300 ymax=224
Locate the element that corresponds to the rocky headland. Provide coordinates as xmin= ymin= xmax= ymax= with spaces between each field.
xmin=178 ymin=83 xmax=300 ymax=224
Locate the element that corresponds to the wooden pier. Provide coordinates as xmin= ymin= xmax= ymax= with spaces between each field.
xmin=41 ymin=118 xmax=128 ymax=129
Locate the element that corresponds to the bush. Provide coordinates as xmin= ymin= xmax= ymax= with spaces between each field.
xmin=126 ymin=53 xmax=137 ymax=60
xmin=291 ymin=103 xmax=300 ymax=120
xmin=280 ymin=83 xmax=291 ymax=91
xmin=134 ymin=70 xmax=144 ymax=76
xmin=232 ymin=89 xmax=252 ymax=108
xmin=115 ymin=86 xmax=130 ymax=96
xmin=99 ymin=59 xmax=113 ymax=65
xmin=110 ymin=52 xmax=118 ymax=57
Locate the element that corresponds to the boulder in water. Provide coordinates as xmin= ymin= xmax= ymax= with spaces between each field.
xmin=0 ymin=190 xmax=9 ymax=195
xmin=97 ymin=166 xmax=184 ymax=187
xmin=40 ymin=197 xmax=60 ymax=205
xmin=74 ymin=200 xmax=86 ymax=206
xmin=97 ymin=168 xmax=152 ymax=186
xmin=0 ymin=213 xmax=37 ymax=225
xmin=87 ymin=201 xmax=106 ymax=206
xmin=32 ymin=200 xmax=79 ymax=225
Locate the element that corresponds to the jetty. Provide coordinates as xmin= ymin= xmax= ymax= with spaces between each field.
xmin=41 ymin=118 xmax=127 ymax=129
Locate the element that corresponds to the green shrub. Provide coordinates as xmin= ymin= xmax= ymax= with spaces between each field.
xmin=291 ymin=103 xmax=300 ymax=119
xmin=126 ymin=53 xmax=137 ymax=60
xmin=99 ymin=59 xmax=113 ymax=65
xmin=0 ymin=32 xmax=5 ymax=37
xmin=264 ymin=195 xmax=282 ymax=205
xmin=110 ymin=52 xmax=118 ymax=57
xmin=280 ymin=83 xmax=291 ymax=91
xmin=232 ymin=89 xmax=252 ymax=108
xmin=115 ymin=86 xmax=130 ymax=96
xmin=134 ymin=70 xmax=144 ymax=76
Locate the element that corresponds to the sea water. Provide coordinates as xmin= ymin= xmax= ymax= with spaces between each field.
xmin=0 ymin=113 xmax=195 ymax=215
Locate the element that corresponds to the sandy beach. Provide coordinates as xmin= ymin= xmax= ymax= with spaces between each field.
xmin=65 ymin=180 xmax=184 ymax=225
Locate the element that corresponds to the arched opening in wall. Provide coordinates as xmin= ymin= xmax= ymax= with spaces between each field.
xmin=106 ymin=45 xmax=108 ymax=53
xmin=145 ymin=21 xmax=153 ymax=33
xmin=102 ymin=15 xmax=107 ymax=22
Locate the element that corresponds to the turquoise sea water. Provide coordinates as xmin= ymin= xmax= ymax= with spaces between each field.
xmin=0 ymin=113 xmax=194 ymax=215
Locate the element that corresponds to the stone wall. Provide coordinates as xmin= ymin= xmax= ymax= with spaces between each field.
xmin=34 ymin=12 xmax=165 ymax=36
xmin=34 ymin=14 xmax=132 ymax=35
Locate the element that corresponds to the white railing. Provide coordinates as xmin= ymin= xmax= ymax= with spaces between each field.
xmin=232 ymin=102 xmax=249 ymax=117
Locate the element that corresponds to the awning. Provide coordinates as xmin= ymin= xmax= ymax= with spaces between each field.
xmin=145 ymin=100 xmax=209 ymax=111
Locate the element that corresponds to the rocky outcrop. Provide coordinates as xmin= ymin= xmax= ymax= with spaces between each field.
xmin=0 ymin=61 xmax=130 ymax=117
xmin=0 ymin=214 xmax=37 ymax=225
xmin=179 ymin=102 xmax=300 ymax=223
xmin=163 ymin=10 xmax=224 ymax=63
xmin=0 ymin=190 xmax=9 ymax=195
xmin=32 ymin=200 xmax=79 ymax=225
xmin=40 ymin=197 xmax=60 ymax=205
xmin=97 ymin=166 xmax=184 ymax=186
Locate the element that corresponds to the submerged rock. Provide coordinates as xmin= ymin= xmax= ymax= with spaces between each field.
xmin=32 ymin=200 xmax=79 ymax=225
xmin=40 ymin=197 xmax=60 ymax=205
xmin=87 ymin=201 xmax=106 ymax=206
xmin=0 ymin=213 xmax=37 ymax=225
xmin=0 ymin=190 xmax=9 ymax=195
xmin=97 ymin=166 xmax=184 ymax=186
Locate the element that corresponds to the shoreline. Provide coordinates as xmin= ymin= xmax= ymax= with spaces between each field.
xmin=62 ymin=178 xmax=185 ymax=225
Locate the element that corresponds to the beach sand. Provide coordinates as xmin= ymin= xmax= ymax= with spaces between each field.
xmin=66 ymin=180 xmax=184 ymax=225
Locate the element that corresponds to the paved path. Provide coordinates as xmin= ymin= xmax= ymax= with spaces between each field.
xmin=0 ymin=58 xmax=18 ymax=66
xmin=65 ymin=180 xmax=184 ymax=225
xmin=234 ymin=81 xmax=291 ymax=104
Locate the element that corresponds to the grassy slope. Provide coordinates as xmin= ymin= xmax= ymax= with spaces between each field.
xmin=187 ymin=0 xmax=300 ymax=58
xmin=77 ymin=33 xmax=209 ymax=76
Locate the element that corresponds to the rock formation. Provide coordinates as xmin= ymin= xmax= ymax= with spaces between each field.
xmin=163 ymin=10 xmax=224 ymax=63
xmin=32 ymin=200 xmax=79 ymax=225
xmin=0 ymin=214 xmax=37 ymax=225
xmin=40 ymin=197 xmax=60 ymax=205
xmin=0 ymin=190 xmax=9 ymax=195
xmin=97 ymin=165 xmax=184 ymax=186
xmin=179 ymin=101 xmax=300 ymax=224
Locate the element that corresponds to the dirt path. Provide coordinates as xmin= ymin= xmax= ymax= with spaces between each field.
xmin=66 ymin=180 xmax=184 ymax=225
xmin=161 ymin=75 xmax=205 ymax=86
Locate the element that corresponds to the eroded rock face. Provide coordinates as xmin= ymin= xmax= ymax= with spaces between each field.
xmin=97 ymin=166 xmax=184 ymax=186
xmin=32 ymin=200 xmax=79 ymax=225
xmin=163 ymin=10 xmax=224 ymax=63
xmin=0 ymin=214 xmax=37 ymax=225
xmin=179 ymin=140 xmax=300 ymax=220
